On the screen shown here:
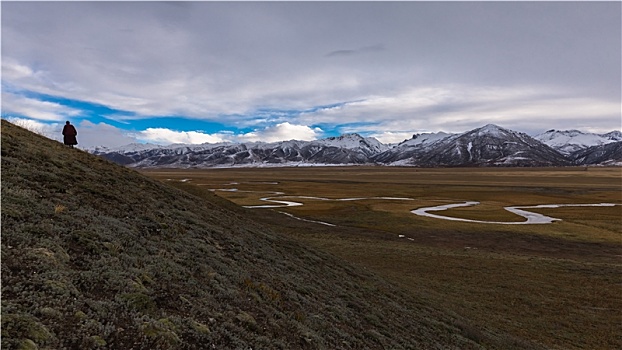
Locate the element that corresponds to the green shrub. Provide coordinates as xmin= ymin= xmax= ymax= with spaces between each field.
xmin=1 ymin=313 xmax=54 ymax=348
xmin=119 ymin=293 xmax=156 ymax=314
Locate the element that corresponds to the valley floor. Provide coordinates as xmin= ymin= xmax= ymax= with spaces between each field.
xmin=145 ymin=166 xmax=622 ymax=349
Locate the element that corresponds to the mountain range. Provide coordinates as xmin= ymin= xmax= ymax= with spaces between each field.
xmin=91 ymin=124 xmax=622 ymax=168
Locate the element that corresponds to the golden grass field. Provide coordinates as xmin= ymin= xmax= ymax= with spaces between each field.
xmin=144 ymin=166 xmax=622 ymax=349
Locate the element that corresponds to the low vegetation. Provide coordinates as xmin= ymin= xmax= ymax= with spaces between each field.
xmin=1 ymin=121 xmax=533 ymax=349
xmin=144 ymin=166 xmax=622 ymax=349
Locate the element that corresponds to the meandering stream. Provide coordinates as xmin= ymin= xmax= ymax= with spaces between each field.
xmin=198 ymin=181 xmax=618 ymax=225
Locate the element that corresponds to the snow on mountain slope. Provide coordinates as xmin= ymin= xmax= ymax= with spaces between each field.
xmin=422 ymin=124 xmax=570 ymax=166
xmin=313 ymin=133 xmax=389 ymax=154
xmin=376 ymin=124 xmax=570 ymax=167
xmin=398 ymin=132 xmax=453 ymax=147
xmin=534 ymin=129 xmax=622 ymax=155
xmin=603 ymin=131 xmax=622 ymax=141
xmin=89 ymin=143 xmax=163 ymax=153
xmin=92 ymin=134 xmax=387 ymax=168
xmin=89 ymin=141 xmax=234 ymax=154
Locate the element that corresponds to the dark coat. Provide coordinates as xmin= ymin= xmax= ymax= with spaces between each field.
xmin=62 ymin=124 xmax=78 ymax=145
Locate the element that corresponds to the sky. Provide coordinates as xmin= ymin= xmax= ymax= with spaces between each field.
xmin=2 ymin=1 xmax=621 ymax=149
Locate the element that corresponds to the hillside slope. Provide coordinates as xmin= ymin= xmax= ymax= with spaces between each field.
xmin=570 ymin=141 xmax=622 ymax=166
xmin=1 ymin=120 xmax=502 ymax=349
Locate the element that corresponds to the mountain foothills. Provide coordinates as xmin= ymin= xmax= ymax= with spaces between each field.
xmin=91 ymin=124 xmax=622 ymax=168
xmin=2 ymin=120 xmax=527 ymax=349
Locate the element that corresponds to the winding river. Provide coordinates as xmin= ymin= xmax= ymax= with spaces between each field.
xmin=200 ymin=181 xmax=618 ymax=225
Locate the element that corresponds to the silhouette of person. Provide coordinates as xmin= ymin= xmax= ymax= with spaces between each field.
xmin=62 ymin=121 xmax=78 ymax=148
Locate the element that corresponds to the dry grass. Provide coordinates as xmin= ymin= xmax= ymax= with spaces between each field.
xmin=144 ymin=166 xmax=622 ymax=349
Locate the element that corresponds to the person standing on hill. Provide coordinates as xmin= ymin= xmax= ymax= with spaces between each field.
xmin=62 ymin=121 xmax=78 ymax=148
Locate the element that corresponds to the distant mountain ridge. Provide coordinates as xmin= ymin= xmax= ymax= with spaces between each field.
xmin=91 ymin=124 xmax=622 ymax=168
xmin=92 ymin=133 xmax=390 ymax=168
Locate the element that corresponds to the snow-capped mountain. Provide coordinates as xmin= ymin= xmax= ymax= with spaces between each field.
xmin=89 ymin=143 xmax=163 ymax=153
xmin=92 ymin=133 xmax=388 ymax=168
xmin=375 ymin=124 xmax=570 ymax=167
xmin=534 ymin=129 xmax=622 ymax=155
xmin=88 ymin=142 xmax=233 ymax=154
xmin=91 ymin=125 xmax=621 ymax=168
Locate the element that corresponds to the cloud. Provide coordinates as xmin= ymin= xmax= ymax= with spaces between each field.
xmin=369 ymin=132 xmax=416 ymax=145
xmin=2 ymin=2 xmax=365 ymax=120
xmin=2 ymin=92 xmax=82 ymax=121
xmin=325 ymin=44 xmax=385 ymax=57
xmin=300 ymin=85 xmax=621 ymax=135
xmin=237 ymin=122 xmax=322 ymax=143
xmin=77 ymin=120 xmax=138 ymax=149
xmin=2 ymin=58 xmax=36 ymax=81
xmin=4 ymin=112 xmax=324 ymax=149
xmin=134 ymin=122 xmax=322 ymax=145
xmin=6 ymin=2 xmax=617 ymax=119
xmin=1 ymin=2 xmax=619 ymax=142
xmin=136 ymin=128 xmax=228 ymax=145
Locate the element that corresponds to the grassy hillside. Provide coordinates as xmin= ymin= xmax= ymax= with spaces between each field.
xmin=0 ymin=120 xmax=519 ymax=349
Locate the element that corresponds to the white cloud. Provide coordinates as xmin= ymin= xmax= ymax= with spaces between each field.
xmin=136 ymin=128 xmax=228 ymax=145
xmin=1 ymin=92 xmax=82 ymax=122
xmin=2 ymin=58 xmax=36 ymax=81
xmin=2 ymin=2 xmax=619 ymax=141
xmin=237 ymin=122 xmax=322 ymax=143
xmin=135 ymin=122 xmax=323 ymax=145
xmin=77 ymin=120 xmax=138 ymax=149
xmin=300 ymin=85 xmax=621 ymax=136
xmin=369 ymin=132 xmax=415 ymax=145
xmin=4 ymin=115 xmax=325 ymax=149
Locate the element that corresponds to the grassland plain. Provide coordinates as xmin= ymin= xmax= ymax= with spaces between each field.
xmin=143 ymin=166 xmax=622 ymax=349
xmin=0 ymin=121 xmax=539 ymax=349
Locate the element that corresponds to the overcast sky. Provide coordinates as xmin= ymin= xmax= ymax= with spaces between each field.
xmin=2 ymin=1 xmax=621 ymax=148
